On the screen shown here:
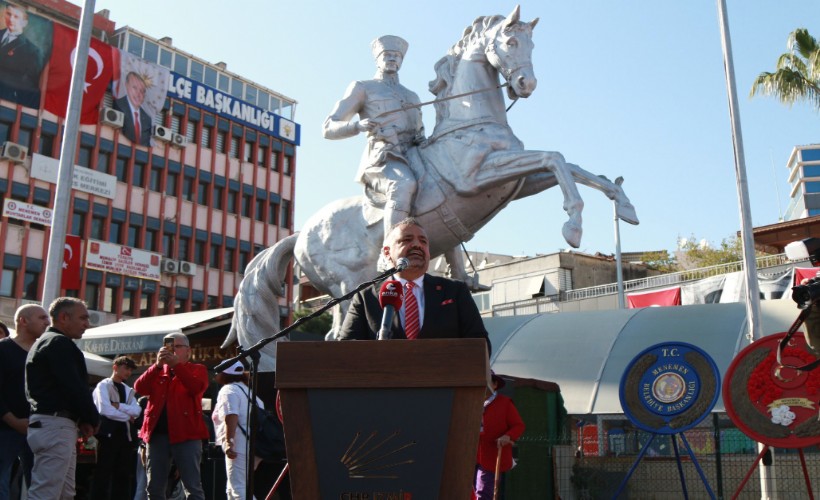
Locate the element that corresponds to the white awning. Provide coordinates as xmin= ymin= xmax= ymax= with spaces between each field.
xmin=485 ymin=300 xmax=799 ymax=415
xmin=76 ymin=308 xmax=233 ymax=356
xmin=84 ymin=350 xmax=113 ymax=377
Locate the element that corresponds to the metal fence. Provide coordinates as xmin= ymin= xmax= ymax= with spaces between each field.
xmin=507 ymin=416 xmax=818 ymax=499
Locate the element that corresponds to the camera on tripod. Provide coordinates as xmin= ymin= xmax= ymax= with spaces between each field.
xmin=792 ymin=278 xmax=820 ymax=310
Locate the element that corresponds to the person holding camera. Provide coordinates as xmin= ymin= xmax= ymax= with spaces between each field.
xmin=134 ymin=333 xmax=208 ymax=500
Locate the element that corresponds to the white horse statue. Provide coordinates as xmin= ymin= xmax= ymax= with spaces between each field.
xmin=223 ymin=6 xmax=639 ymax=367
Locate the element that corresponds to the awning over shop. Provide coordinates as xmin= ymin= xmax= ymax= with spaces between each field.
xmin=76 ymin=308 xmax=233 ymax=356
xmin=84 ymin=350 xmax=113 ymax=377
xmin=484 ymin=300 xmax=800 ymax=415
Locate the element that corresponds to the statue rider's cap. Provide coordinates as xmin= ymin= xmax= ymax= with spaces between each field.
xmin=371 ymin=35 xmax=408 ymax=59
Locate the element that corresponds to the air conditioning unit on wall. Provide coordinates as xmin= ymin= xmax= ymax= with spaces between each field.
xmin=179 ymin=261 xmax=197 ymax=276
xmin=153 ymin=125 xmax=172 ymax=142
xmin=100 ymin=107 xmax=124 ymax=128
xmin=171 ymin=133 xmax=187 ymax=147
xmin=161 ymin=258 xmax=179 ymax=274
xmin=1 ymin=141 xmax=28 ymax=163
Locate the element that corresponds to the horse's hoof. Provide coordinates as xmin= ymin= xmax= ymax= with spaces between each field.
xmin=617 ymin=204 xmax=640 ymax=225
xmin=562 ymin=222 xmax=582 ymax=248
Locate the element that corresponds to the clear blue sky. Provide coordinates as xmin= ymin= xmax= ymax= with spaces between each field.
xmin=96 ymin=0 xmax=820 ymax=258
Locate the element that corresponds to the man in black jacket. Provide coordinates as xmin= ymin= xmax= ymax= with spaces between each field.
xmin=25 ymin=297 xmax=100 ymax=500
xmin=338 ymin=218 xmax=489 ymax=347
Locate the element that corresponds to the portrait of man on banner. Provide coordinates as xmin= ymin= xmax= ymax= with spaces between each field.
xmin=0 ymin=2 xmax=52 ymax=108
xmin=112 ymin=49 xmax=170 ymax=147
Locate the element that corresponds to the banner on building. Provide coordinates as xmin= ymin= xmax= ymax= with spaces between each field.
xmin=3 ymin=199 xmax=52 ymax=225
xmin=85 ymin=239 xmax=162 ymax=281
xmin=111 ymin=49 xmax=170 ymax=147
xmin=62 ymin=234 xmax=81 ymax=290
xmin=627 ymin=287 xmax=681 ymax=308
xmin=0 ymin=2 xmax=52 ymax=108
xmin=44 ymin=23 xmax=113 ymax=123
xmin=30 ymin=153 xmax=117 ymax=199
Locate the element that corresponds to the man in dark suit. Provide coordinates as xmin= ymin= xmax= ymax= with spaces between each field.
xmin=0 ymin=3 xmax=43 ymax=108
xmin=338 ymin=218 xmax=490 ymax=347
xmin=114 ymin=71 xmax=152 ymax=146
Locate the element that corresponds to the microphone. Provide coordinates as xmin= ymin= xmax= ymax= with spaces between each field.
xmin=395 ymin=257 xmax=410 ymax=272
xmin=377 ymin=280 xmax=404 ymax=340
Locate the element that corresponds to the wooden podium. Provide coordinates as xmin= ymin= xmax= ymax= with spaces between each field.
xmin=276 ymin=339 xmax=489 ymax=499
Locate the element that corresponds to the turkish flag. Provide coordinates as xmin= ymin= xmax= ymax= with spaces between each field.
xmin=627 ymin=287 xmax=681 ymax=309
xmin=62 ymin=234 xmax=81 ymax=290
xmin=44 ymin=24 xmax=114 ymax=124
xmin=794 ymin=267 xmax=820 ymax=286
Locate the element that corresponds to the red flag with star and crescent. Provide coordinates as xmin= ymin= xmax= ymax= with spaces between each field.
xmin=44 ymin=24 xmax=114 ymax=124
xmin=62 ymin=234 xmax=81 ymax=290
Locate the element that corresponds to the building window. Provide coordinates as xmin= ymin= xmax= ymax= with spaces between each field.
xmin=226 ymin=189 xmax=238 ymax=214
xmin=216 ymin=130 xmax=227 ymax=153
xmin=208 ymin=295 xmax=219 ymax=308
xmin=224 ymin=247 xmax=234 ymax=272
xmin=255 ymin=198 xmax=266 ymax=221
xmin=209 ymin=245 xmax=220 ymax=268
xmin=191 ymin=297 xmax=203 ymax=311
xmin=23 ymin=271 xmax=39 ymax=300
xmin=0 ymin=268 xmax=15 ymax=297
xmin=122 ymin=289 xmax=136 ymax=316
xmin=178 ymin=237 xmax=190 ymax=261
xmin=212 ymin=184 xmax=224 ymax=210
xmin=268 ymin=202 xmax=278 ymax=225
xmin=109 ymin=221 xmax=122 ymax=244
xmin=229 ymin=136 xmax=239 ymax=158
xmin=166 ymin=171 xmax=178 ymax=196
xmin=97 ymin=150 xmax=111 ymax=174
xmin=257 ymin=145 xmax=267 ymax=167
xmin=140 ymin=289 xmax=155 ymax=317
xmin=127 ymin=225 xmax=139 ymax=247
xmin=197 ymin=179 xmax=209 ymax=205
xmin=281 ymin=199 xmax=291 ymax=228
xmin=85 ymin=283 xmax=99 ymax=310
xmin=182 ymin=175 xmax=195 ymax=201
xmin=270 ymin=150 xmax=279 ymax=172
xmin=90 ymin=215 xmax=106 ymax=240
xmin=71 ymin=211 xmax=85 ymax=237
xmin=145 ymin=229 xmax=157 ymax=251
xmin=194 ymin=240 xmax=205 ymax=265
xmin=103 ymin=285 xmax=117 ymax=313
xmin=241 ymin=193 xmax=252 ymax=217
xmin=0 ymin=120 xmax=12 ymax=143
xmin=77 ymin=145 xmax=92 ymax=167
xmin=283 ymin=155 xmax=292 ymax=176
xmin=159 ymin=286 xmax=172 ymax=314
xmin=39 ymin=132 xmax=56 ymax=157
xmin=17 ymin=126 xmax=33 ymax=150
xmin=190 ymin=61 xmax=204 ymax=82
xmin=115 ymin=156 xmax=128 ymax=182
xmin=132 ymin=161 xmax=146 ymax=188
xmin=185 ymin=119 xmax=196 ymax=143
xmin=162 ymin=234 xmax=174 ymax=257
xmin=149 ymin=168 xmax=162 ymax=192
xmin=238 ymin=251 xmax=249 ymax=274
xmin=201 ymin=125 xmax=211 ymax=148
xmin=243 ymin=142 xmax=252 ymax=162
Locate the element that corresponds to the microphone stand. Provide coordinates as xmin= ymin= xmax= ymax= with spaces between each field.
xmin=214 ymin=262 xmax=404 ymax=500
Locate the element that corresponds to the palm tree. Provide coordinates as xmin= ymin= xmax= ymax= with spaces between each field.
xmin=750 ymin=28 xmax=820 ymax=111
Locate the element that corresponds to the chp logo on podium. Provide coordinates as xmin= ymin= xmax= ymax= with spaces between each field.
xmin=620 ymin=342 xmax=720 ymax=434
xmin=723 ymin=333 xmax=820 ymax=449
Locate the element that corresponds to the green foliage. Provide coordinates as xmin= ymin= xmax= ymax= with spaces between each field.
xmin=639 ymin=250 xmax=679 ymax=273
xmin=750 ymin=28 xmax=820 ymax=111
xmin=676 ymin=234 xmax=746 ymax=270
xmin=291 ymin=308 xmax=333 ymax=335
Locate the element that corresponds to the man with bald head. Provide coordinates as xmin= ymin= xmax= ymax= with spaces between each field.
xmin=0 ymin=303 xmax=49 ymax=498
xmin=26 ymin=297 xmax=99 ymax=500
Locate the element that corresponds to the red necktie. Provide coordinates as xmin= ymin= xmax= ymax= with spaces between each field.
xmin=133 ymin=111 xmax=141 ymax=144
xmin=404 ymin=281 xmax=420 ymax=340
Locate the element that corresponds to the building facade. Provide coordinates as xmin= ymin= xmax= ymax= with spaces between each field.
xmin=784 ymin=143 xmax=820 ymax=220
xmin=0 ymin=0 xmax=299 ymax=327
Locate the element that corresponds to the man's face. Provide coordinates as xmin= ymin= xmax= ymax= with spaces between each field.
xmin=384 ymin=223 xmax=430 ymax=278
xmin=376 ymin=50 xmax=403 ymax=75
xmin=4 ymin=7 xmax=28 ymax=35
xmin=125 ymin=75 xmax=146 ymax=108
xmin=113 ymin=364 xmax=134 ymax=381
xmin=23 ymin=307 xmax=50 ymax=337
xmin=58 ymin=304 xmax=90 ymax=339
xmin=172 ymin=340 xmax=191 ymax=363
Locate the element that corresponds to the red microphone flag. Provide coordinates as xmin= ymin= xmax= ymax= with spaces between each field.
xmin=379 ymin=280 xmax=404 ymax=309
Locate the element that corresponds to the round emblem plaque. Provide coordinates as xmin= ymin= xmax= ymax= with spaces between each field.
xmin=723 ymin=333 xmax=820 ymax=449
xmin=620 ymin=342 xmax=720 ymax=434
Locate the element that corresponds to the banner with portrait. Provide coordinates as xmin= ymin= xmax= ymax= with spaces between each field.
xmin=0 ymin=2 xmax=52 ymax=108
xmin=111 ymin=49 xmax=170 ymax=147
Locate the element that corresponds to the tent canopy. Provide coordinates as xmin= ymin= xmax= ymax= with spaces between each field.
xmin=76 ymin=308 xmax=233 ymax=356
xmin=485 ymin=300 xmax=800 ymax=415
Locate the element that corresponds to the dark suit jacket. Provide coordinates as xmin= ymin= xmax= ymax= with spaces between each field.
xmin=114 ymin=95 xmax=153 ymax=146
xmin=338 ymin=274 xmax=490 ymax=351
xmin=0 ymin=29 xmax=42 ymax=108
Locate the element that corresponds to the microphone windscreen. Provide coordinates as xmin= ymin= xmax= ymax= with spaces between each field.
xmin=378 ymin=280 xmax=404 ymax=309
xmin=395 ymin=257 xmax=410 ymax=271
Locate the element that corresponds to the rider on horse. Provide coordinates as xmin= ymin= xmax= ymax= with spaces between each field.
xmin=323 ymin=35 xmax=425 ymax=238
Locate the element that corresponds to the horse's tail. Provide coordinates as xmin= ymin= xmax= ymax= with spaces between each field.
xmin=222 ymin=233 xmax=299 ymax=364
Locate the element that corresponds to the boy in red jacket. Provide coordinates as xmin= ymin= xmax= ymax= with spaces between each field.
xmin=474 ymin=372 xmax=525 ymax=500
xmin=134 ymin=332 xmax=209 ymax=500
